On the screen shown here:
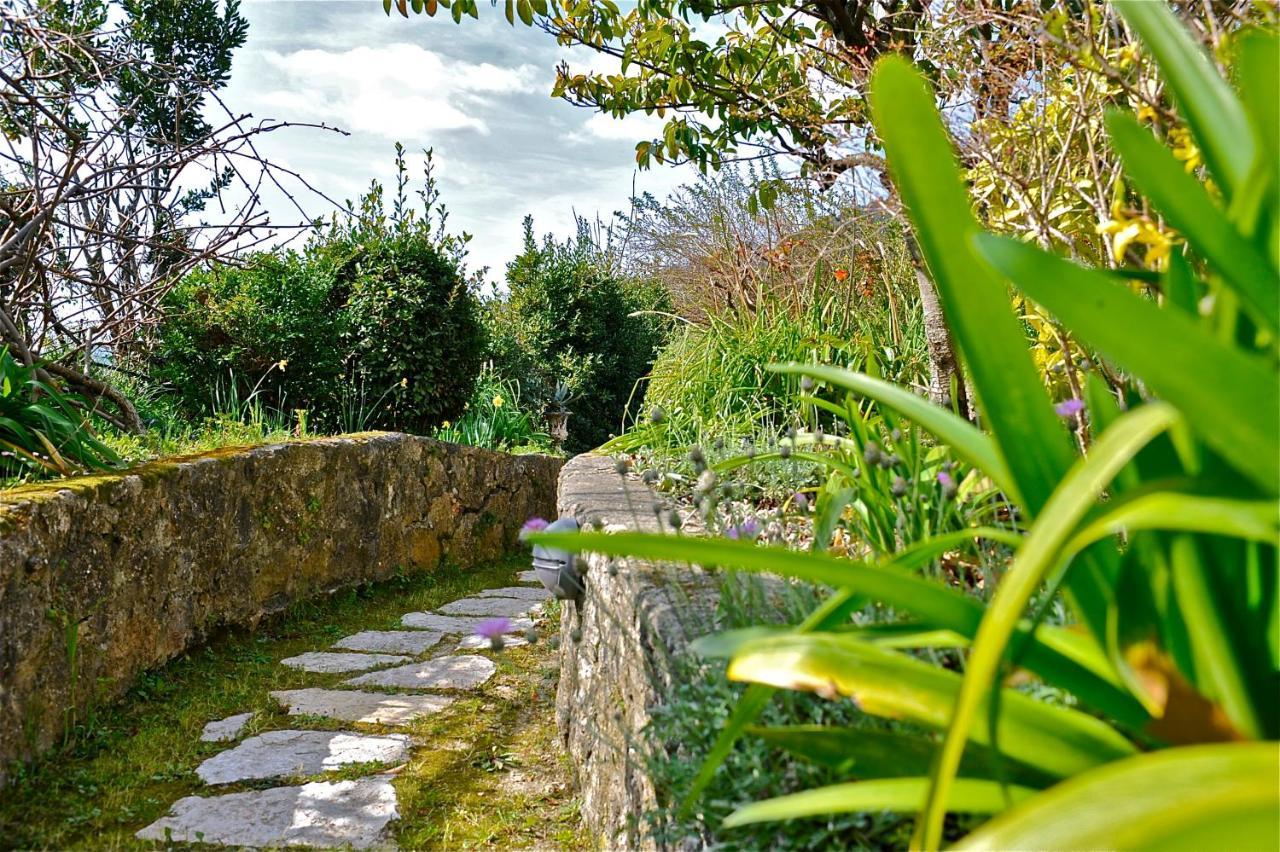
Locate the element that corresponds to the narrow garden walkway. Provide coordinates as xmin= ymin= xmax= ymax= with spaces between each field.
xmin=135 ymin=571 xmax=551 ymax=849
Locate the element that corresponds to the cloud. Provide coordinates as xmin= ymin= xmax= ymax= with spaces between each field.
xmin=580 ymin=111 xmax=666 ymax=142
xmin=255 ymin=43 xmax=541 ymax=138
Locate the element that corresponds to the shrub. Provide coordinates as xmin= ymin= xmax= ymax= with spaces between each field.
xmin=150 ymin=251 xmax=347 ymax=426
xmin=314 ymin=164 xmax=487 ymax=434
xmin=488 ymin=217 xmax=670 ymax=452
xmin=150 ymin=147 xmax=485 ymax=434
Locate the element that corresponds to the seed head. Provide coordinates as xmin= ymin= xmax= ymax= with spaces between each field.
xmin=891 ymin=476 xmax=908 ymax=498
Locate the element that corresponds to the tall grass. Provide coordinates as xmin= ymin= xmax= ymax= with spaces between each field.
xmin=616 ymin=272 xmax=926 ymax=454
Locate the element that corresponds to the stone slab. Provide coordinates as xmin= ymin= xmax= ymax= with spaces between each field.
xmin=437 ymin=597 xmax=540 ymax=618
xmin=517 ymin=569 xmax=541 ymax=584
xmin=457 ymin=634 xmax=530 ymax=651
xmin=476 ymin=586 xmax=551 ymax=601
xmin=272 ymin=687 xmax=455 ymax=725
xmin=345 ymin=656 xmax=496 ymax=691
xmin=196 ymin=729 xmax=411 ymax=784
xmin=401 ymin=612 xmax=534 ymax=634
xmin=200 ymin=712 xmax=253 ymax=743
xmin=333 ymin=630 xmax=443 ymax=655
xmin=279 ymin=651 xmax=411 ymax=674
xmin=136 ymin=775 xmax=398 ymax=849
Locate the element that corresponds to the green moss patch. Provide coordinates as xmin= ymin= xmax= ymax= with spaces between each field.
xmin=0 ymin=555 xmax=587 ymax=850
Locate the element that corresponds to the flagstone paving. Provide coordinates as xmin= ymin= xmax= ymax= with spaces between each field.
xmin=137 ymin=567 xmax=555 ymax=849
xmin=272 ymin=687 xmax=455 ymax=724
xmin=344 ymin=655 xmax=496 ymax=691
xmin=196 ymin=730 xmax=411 ymax=785
xmin=136 ymin=776 xmax=399 ymax=849
xmin=279 ymin=650 xmax=412 ymax=674
xmin=437 ymin=596 xmax=541 ymax=617
xmin=401 ymin=611 xmax=535 ymax=634
xmin=200 ymin=711 xmax=254 ymax=743
xmin=333 ymin=629 xmax=444 ymax=655
xmin=476 ymin=586 xmax=552 ymax=601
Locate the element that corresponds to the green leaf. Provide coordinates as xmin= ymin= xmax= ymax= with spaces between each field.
xmin=1114 ymin=1 xmax=1253 ymax=195
xmin=769 ymin=364 xmax=1020 ymax=506
xmin=956 ymin=743 xmax=1279 ymax=851
xmin=919 ymin=403 xmax=1179 ymax=849
xmin=530 ymin=530 xmax=1146 ymax=726
xmin=726 ymin=634 xmax=1135 ymax=781
xmin=869 ymin=57 xmax=1073 ymax=516
xmin=679 ymin=589 xmax=860 ymax=815
xmin=750 ymin=726 xmax=1054 ymax=788
xmin=1236 ymin=30 xmax=1278 ymax=174
xmin=516 ymin=0 xmax=533 ymax=26
xmin=724 ymin=777 xmax=1038 ymax=828
xmin=1104 ymin=112 xmax=1277 ymax=331
xmin=975 ymin=235 xmax=1279 ymax=493
xmin=1069 ymin=491 xmax=1280 ymax=553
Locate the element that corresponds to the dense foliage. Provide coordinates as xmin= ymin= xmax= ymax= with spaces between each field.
xmin=151 ymin=150 xmax=486 ymax=435
xmin=488 ymin=217 xmax=670 ymax=452
xmin=0 ymin=349 xmax=120 ymax=478
xmin=530 ymin=6 xmax=1280 ymax=849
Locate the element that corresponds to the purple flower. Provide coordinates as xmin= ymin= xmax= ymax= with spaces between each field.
xmin=726 ymin=517 xmax=761 ymax=540
xmin=475 ymin=617 xmax=511 ymax=641
xmin=1055 ymin=398 xmax=1085 ymax=418
xmin=793 ymin=492 xmax=810 ymax=512
xmin=519 ymin=517 xmax=549 ymax=540
xmin=938 ymin=470 xmax=958 ymax=499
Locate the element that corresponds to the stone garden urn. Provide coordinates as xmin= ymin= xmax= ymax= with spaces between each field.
xmin=532 ymin=517 xmax=582 ymax=601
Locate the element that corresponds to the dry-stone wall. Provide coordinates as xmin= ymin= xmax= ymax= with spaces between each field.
xmin=0 ymin=433 xmax=560 ymax=785
xmin=555 ymin=454 xmax=719 ymax=850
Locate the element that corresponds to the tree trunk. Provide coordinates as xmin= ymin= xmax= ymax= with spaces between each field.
xmin=906 ymin=234 xmax=969 ymax=417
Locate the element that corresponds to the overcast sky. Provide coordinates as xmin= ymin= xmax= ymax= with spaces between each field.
xmin=222 ymin=0 xmax=693 ymax=286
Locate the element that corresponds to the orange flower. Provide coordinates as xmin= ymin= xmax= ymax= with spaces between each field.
xmin=833 ymin=268 xmax=850 ymax=282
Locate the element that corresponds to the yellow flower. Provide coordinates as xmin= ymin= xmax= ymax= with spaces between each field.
xmin=399 ymin=378 xmax=408 ymax=389
xmin=276 ymin=359 xmax=288 ymax=371
xmin=1169 ymin=127 xmax=1202 ymax=173
xmin=442 ymin=420 xmax=451 ymax=429
xmin=492 ymin=394 xmax=504 ymax=409
xmin=1136 ymin=103 xmax=1158 ymax=124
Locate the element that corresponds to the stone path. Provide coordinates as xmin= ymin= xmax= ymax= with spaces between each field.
xmin=137 ymin=568 xmax=550 ymax=848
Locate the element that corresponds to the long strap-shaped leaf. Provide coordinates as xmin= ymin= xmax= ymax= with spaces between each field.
xmin=1114 ymin=1 xmax=1254 ymax=197
xmin=769 ymin=364 xmax=1020 ymax=506
xmin=869 ymin=57 xmax=1073 ymax=515
xmin=531 ymin=530 xmax=1147 ymax=725
xmin=976 ymin=235 xmax=1279 ymax=493
xmin=726 ymin=633 xmax=1135 ymax=781
xmin=917 ymin=403 xmax=1180 ymax=850
xmin=955 ymin=742 xmax=1279 ymax=851
xmin=677 ymin=588 xmax=860 ymax=816
xmin=868 ymin=58 xmax=1120 ymax=643
xmin=1105 ymin=112 xmax=1278 ymax=333
xmin=1068 ymin=491 xmax=1280 ymax=553
xmin=724 ymin=777 xmax=1038 ymax=829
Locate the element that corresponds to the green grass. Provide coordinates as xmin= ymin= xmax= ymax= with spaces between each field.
xmin=0 ymin=555 xmax=589 ymax=850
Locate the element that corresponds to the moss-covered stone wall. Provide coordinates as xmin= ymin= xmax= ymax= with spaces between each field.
xmin=0 ymin=433 xmax=561 ymax=785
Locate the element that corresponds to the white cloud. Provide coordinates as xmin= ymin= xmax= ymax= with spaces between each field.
xmin=255 ymin=43 xmax=540 ymax=138
xmin=581 ymin=111 xmax=666 ymax=142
